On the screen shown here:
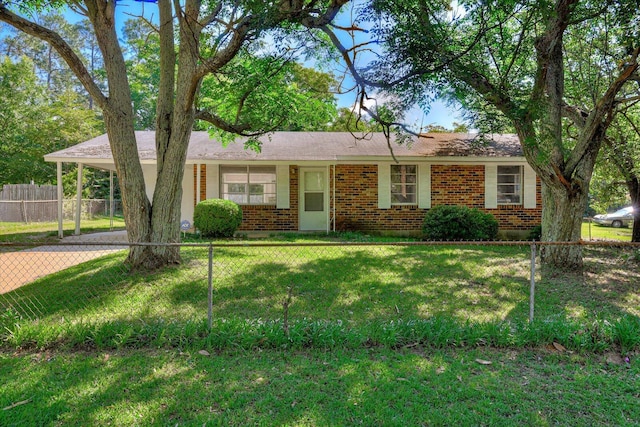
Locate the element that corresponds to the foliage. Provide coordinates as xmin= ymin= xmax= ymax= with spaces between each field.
xmin=422 ymin=205 xmax=498 ymax=241
xmin=193 ymin=199 xmax=243 ymax=238
xmin=327 ymin=107 xmax=384 ymax=132
xmin=199 ymin=55 xmax=339 ymax=148
xmin=0 ymin=57 xmax=101 ymax=186
xmin=120 ymin=18 xmax=161 ymax=130
xmin=1 ymin=13 xmax=104 ymax=106
xmin=598 ymin=104 xmax=640 ymax=241
xmin=527 ymin=225 xmax=542 ymax=241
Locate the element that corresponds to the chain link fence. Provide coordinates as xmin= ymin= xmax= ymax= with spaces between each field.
xmin=1 ymin=239 xmax=639 ymax=328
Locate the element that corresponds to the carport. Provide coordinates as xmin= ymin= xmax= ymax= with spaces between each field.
xmin=44 ymin=136 xmax=121 ymax=239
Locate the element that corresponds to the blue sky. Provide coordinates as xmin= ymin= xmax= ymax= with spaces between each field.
xmin=65 ymin=0 xmax=462 ymax=129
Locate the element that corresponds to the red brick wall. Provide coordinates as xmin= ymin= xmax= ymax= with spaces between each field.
xmin=431 ymin=165 xmax=484 ymax=208
xmin=430 ymin=164 xmax=541 ymax=231
xmin=193 ymin=165 xmax=207 ymax=205
xmin=334 ymin=164 xmax=541 ymax=233
xmin=193 ymin=165 xmax=298 ymax=231
xmin=334 ymin=164 xmax=425 ymax=231
xmin=192 ymin=163 xmax=541 ymax=234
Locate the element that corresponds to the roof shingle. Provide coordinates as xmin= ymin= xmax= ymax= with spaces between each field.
xmin=45 ymin=131 xmax=524 ymax=162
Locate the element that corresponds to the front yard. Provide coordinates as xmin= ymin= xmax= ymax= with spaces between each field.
xmin=1 ymin=228 xmax=638 ymax=425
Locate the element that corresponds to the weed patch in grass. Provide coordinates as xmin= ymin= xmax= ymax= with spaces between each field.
xmin=3 ymin=315 xmax=640 ymax=356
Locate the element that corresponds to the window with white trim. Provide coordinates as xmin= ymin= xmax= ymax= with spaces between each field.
xmin=220 ymin=166 xmax=276 ymax=205
xmin=391 ymin=164 xmax=417 ymax=205
xmin=497 ymin=165 xmax=523 ymax=204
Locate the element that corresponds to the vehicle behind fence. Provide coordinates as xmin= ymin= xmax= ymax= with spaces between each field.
xmin=1 ymin=239 xmax=638 ymax=329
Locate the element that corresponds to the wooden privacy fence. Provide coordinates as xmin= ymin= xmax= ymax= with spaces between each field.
xmin=0 ymin=184 xmax=121 ymax=223
xmin=0 ymin=184 xmax=58 ymax=201
xmin=0 ymin=199 xmax=122 ymax=223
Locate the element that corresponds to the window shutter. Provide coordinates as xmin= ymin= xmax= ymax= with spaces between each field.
xmin=206 ymin=164 xmax=219 ymax=199
xmin=276 ymin=165 xmax=290 ymax=209
xmin=418 ymin=164 xmax=431 ymax=209
xmin=485 ymin=164 xmax=498 ymax=209
xmin=378 ymin=163 xmax=391 ymax=209
xmin=523 ymin=164 xmax=536 ymax=209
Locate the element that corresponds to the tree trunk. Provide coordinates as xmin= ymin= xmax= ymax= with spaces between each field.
xmin=539 ymin=181 xmax=587 ymax=273
xmin=89 ymin=1 xmax=176 ymax=270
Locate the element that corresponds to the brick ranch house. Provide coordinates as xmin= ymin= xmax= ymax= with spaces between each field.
xmin=45 ymin=131 xmax=541 ymax=238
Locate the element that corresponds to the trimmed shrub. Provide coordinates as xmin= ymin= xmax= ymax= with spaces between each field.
xmin=422 ymin=205 xmax=499 ymax=240
xmin=527 ymin=225 xmax=542 ymax=241
xmin=193 ymin=198 xmax=242 ymax=238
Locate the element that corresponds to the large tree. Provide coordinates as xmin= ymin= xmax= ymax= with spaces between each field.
xmin=0 ymin=0 xmax=348 ymax=269
xmin=342 ymin=0 xmax=639 ymax=271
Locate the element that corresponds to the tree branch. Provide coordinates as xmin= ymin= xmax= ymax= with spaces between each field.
xmin=565 ymin=52 xmax=639 ymax=175
xmin=0 ymin=3 xmax=107 ymax=109
xmin=195 ymin=110 xmax=283 ymax=137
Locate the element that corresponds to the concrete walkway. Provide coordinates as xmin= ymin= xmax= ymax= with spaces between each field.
xmin=0 ymin=231 xmax=128 ymax=294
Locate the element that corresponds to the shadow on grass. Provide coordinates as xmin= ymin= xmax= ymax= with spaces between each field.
xmin=534 ymin=246 xmax=640 ymax=320
xmin=209 ymin=244 xmax=533 ymax=324
xmin=1 ymin=244 xmax=638 ymax=326
xmin=1 ymin=347 xmax=638 ymax=426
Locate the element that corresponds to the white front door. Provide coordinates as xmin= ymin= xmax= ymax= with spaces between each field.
xmin=299 ymin=167 xmax=327 ymax=231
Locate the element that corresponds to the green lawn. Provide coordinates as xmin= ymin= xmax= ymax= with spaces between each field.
xmin=1 ymin=347 xmax=638 ymax=426
xmin=2 ymin=244 xmax=534 ymax=325
xmin=2 ymin=242 xmax=638 ymax=348
xmin=582 ymin=220 xmax=633 ymax=241
xmin=1 ymin=236 xmax=639 ymax=425
xmin=0 ymin=217 xmax=126 ymax=244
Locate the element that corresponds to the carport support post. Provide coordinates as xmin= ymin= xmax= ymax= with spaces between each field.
xmin=75 ymin=163 xmax=83 ymax=235
xmin=57 ymin=162 xmax=64 ymax=239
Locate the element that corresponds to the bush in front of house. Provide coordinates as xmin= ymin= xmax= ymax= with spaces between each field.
xmin=527 ymin=224 xmax=542 ymax=241
xmin=193 ymin=198 xmax=243 ymax=238
xmin=422 ymin=205 xmax=499 ymax=240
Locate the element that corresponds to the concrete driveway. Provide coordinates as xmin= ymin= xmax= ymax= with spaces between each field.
xmin=0 ymin=231 xmax=128 ymax=294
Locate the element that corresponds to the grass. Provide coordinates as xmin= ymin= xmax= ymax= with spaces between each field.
xmin=1 ymin=233 xmax=639 ymax=425
xmin=2 ymin=241 xmax=639 ymax=352
xmin=0 ymin=216 xmax=126 ymax=244
xmin=582 ymin=220 xmax=632 ymax=241
xmin=1 ymin=346 xmax=638 ymax=426
xmin=2 ymin=244 xmax=536 ymax=325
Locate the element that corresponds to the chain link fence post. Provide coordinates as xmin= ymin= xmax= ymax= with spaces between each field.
xmin=208 ymin=243 xmax=213 ymax=330
xmin=529 ymin=242 xmax=536 ymax=323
